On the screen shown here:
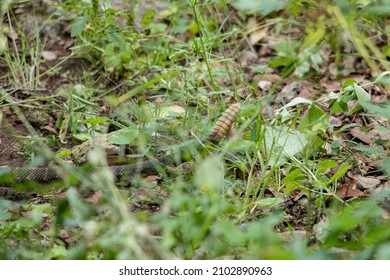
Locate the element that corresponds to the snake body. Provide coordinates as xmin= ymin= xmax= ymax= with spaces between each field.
xmin=2 ymin=103 xmax=240 ymax=184
xmin=10 ymin=148 xmax=194 ymax=183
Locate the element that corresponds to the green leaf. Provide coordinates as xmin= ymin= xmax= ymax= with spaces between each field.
xmin=298 ymin=104 xmax=329 ymax=132
xmin=268 ymin=57 xmax=294 ymax=68
xmin=310 ymin=50 xmax=323 ymax=70
xmin=227 ymin=140 xmax=256 ymax=153
xmin=317 ymin=160 xmax=338 ymax=173
xmin=374 ymin=71 xmax=390 ymax=85
xmin=104 ymin=44 xmax=122 ymax=70
xmin=283 ymin=168 xmax=305 ymax=195
xmin=73 ymin=133 xmax=91 ymax=141
xmin=294 ymin=61 xmax=310 ymax=77
xmin=107 ymin=32 xmax=126 ymax=46
xmin=0 ymin=211 xmax=12 ymax=221
xmin=281 ymin=97 xmax=313 ymax=109
xmin=255 ymin=197 xmax=284 ymax=207
xmin=330 ymin=162 xmax=351 ymax=183
xmin=57 ymin=149 xmax=72 ymax=159
xmin=264 ymin=126 xmax=308 ymax=166
xmin=83 ymin=117 xmax=108 ymax=126
xmin=71 ymin=16 xmax=89 ymax=37
xmin=171 ymin=18 xmax=190 ymax=34
xmin=282 ymin=169 xmax=304 ymax=184
xmin=248 ymin=65 xmax=266 ymax=73
xmin=341 ymin=79 xmax=356 ymax=91
xmin=140 ymin=9 xmax=156 ymax=26
xmin=232 ymin=0 xmax=288 ymax=16
xmin=359 ymin=101 xmax=390 ymax=117
xmin=348 ymin=83 xmax=371 ymax=115
xmin=150 ymin=23 xmax=168 ymax=34
xmin=108 ymin=126 xmax=139 ymax=145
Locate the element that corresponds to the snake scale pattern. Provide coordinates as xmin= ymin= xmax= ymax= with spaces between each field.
xmin=4 ymin=103 xmax=241 ymax=184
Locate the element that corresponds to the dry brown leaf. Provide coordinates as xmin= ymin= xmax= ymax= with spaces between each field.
xmin=320 ymin=77 xmax=341 ymax=92
xmin=349 ymin=127 xmax=372 ymax=144
xmin=368 ymin=160 xmax=384 ymax=169
xmin=275 ymin=81 xmax=302 ymax=103
xmin=257 ymin=80 xmax=272 ymax=91
xmin=145 ymin=175 xmax=160 ymax=182
xmin=240 ymin=50 xmax=258 ymax=66
xmin=329 ymin=116 xmax=343 ymax=127
xmin=350 ymin=174 xmax=381 ymax=191
xmin=249 ymin=26 xmax=268 ymax=45
xmin=41 ymin=50 xmax=57 ymax=61
xmin=253 ymin=73 xmax=281 ymax=84
xmin=90 ymin=190 xmax=103 ymax=206
xmin=336 ymin=179 xmax=365 ymax=199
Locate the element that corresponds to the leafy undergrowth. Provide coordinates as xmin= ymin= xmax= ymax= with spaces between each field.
xmin=0 ymin=0 xmax=389 ymax=259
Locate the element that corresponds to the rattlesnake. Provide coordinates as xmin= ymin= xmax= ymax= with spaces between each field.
xmin=1 ymin=103 xmax=240 ymax=184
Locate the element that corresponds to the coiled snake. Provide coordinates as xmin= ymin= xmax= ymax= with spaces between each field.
xmin=1 ymin=103 xmax=240 ymax=184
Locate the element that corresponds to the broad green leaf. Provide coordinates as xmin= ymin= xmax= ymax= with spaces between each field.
xmin=171 ymin=18 xmax=190 ymax=34
xmin=255 ymin=197 xmax=284 ymax=207
xmin=0 ymin=199 xmax=12 ymax=211
xmin=277 ymin=107 xmax=293 ymax=122
xmin=317 ymin=160 xmax=338 ymax=173
xmin=284 ymin=181 xmax=302 ymax=195
xmin=374 ymin=71 xmax=390 ymax=84
xmin=232 ymin=0 xmax=288 ymax=16
xmin=227 ymin=140 xmax=255 ymax=153
xmin=0 ymin=211 xmax=12 ymax=221
xmin=71 ymin=16 xmax=89 ymax=37
xmin=329 ymin=100 xmax=345 ymax=114
xmin=107 ymin=32 xmax=126 ymax=46
xmin=57 ymin=149 xmax=72 ymax=159
xmin=366 ymin=6 xmax=390 ymax=16
xmin=282 ymin=169 xmax=304 ymax=184
xmin=264 ymin=126 xmax=308 ymax=167
xmin=268 ymin=57 xmax=294 ymax=68
xmin=298 ymin=104 xmax=329 ymax=131
xmin=140 ymin=9 xmax=156 ymax=26
xmin=84 ymin=117 xmax=108 ymax=126
xmin=330 ymin=162 xmax=351 ymax=183
xmin=104 ymin=44 xmax=121 ymax=69
xmin=341 ymin=79 xmax=356 ymax=91
xmin=310 ymin=51 xmax=323 ymax=71
xmin=348 ymin=83 xmax=371 ymax=115
xmin=108 ymin=126 xmax=139 ymax=145
xmin=249 ymin=65 xmax=266 ymax=73
xmin=48 ymin=246 xmax=67 ymax=260
xmin=359 ymin=101 xmax=390 ymax=117
xmin=281 ymin=97 xmax=313 ymax=109
xmin=73 ymin=133 xmax=91 ymax=141
xmin=294 ymin=61 xmax=310 ymax=77
xmin=150 ymin=23 xmax=168 ymax=34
